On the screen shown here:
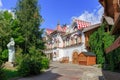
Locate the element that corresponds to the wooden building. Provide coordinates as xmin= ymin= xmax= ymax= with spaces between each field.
xmin=99 ymin=0 xmax=120 ymax=53
xmin=83 ymin=24 xmax=101 ymax=51
xmin=78 ymin=52 xmax=96 ymax=66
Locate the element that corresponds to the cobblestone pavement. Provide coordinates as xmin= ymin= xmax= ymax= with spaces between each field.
xmin=18 ymin=62 xmax=103 ymax=80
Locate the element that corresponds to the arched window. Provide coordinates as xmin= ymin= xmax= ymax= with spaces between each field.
xmin=74 ymin=34 xmax=78 ymax=44
xmin=53 ymin=52 xmax=56 ymax=58
xmin=66 ymin=36 xmax=70 ymax=46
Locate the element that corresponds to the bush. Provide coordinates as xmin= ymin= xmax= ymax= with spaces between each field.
xmin=18 ymin=54 xmax=42 ymax=76
xmin=0 ymin=60 xmax=7 ymax=80
xmin=1 ymin=49 xmax=8 ymax=62
xmin=15 ymin=47 xmax=23 ymax=66
xmin=17 ymin=46 xmax=50 ymax=76
xmin=106 ymin=48 xmax=120 ymax=71
xmin=4 ymin=69 xmax=19 ymax=79
xmin=29 ymin=46 xmax=49 ymax=69
xmin=41 ymin=57 xmax=49 ymax=69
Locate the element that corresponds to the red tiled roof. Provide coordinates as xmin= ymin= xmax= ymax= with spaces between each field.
xmin=46 ymin=28 xmax=54 ymax=35
xmin=62 ymin=26 xmax=67 ymax=32
xmin=56 ymin=25 xmax=67 ymax=32
xmin=74 ymin=19 xmax=91 ymax=29
xmin=56 ymin=25 xmax=63 ymax=31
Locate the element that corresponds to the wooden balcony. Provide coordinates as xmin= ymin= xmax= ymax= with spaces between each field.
xmin=63 ymin=42 xmax=83 ymax=48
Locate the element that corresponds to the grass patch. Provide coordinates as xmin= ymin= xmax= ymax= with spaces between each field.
xmin=4 ymin=69 xmax=19 ymax=79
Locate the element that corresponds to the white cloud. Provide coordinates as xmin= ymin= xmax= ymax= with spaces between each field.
xmin=72 ymin=5 xmax=104 ymax=24
xmin=0 ymin=0 xmax=3 ymax=7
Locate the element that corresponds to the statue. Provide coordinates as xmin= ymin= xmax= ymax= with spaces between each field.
xmin=7 ymin=38 xmax=15 ymax=63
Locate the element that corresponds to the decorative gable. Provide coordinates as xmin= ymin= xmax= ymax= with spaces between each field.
xmin=72 ymin=19 xmax=91 ymax=31
xmin=73 ymin=19 xmax=91 ymax=30
xmin=46 ymin=28 xmax=54 ymax=35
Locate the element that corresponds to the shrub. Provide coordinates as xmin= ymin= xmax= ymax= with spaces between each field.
xmin=1 ymin=49 xmax=8 ymax=62
xmin=41 ymin=57 xmax=49 ymax=69
xmin=4 ymin=69 xmax=19 ymax=79
xmin=18 ymin=54 xmax=42 ymax=76
xmin=106 ymin=48 xmax=120 ymax=71
xmin=17 ymin=46 xmax=50 ymax=76
xmin=15 ymin=47 xmax=23 ymax=66
xmin=0 ymin=59 xmax=7 ymax=80
xmin=28 ymin=46 xmax=49 ymax=69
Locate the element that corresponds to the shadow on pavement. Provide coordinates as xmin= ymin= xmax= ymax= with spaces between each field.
xmin=102 ymin=70 xmax=120 ymax=80
xmin=18 ymin=69 xmax=62 ymax=80
xmin=98 ymin=76 xmax=104 ymax=80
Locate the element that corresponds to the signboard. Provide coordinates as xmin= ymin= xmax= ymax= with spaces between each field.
xmin=106 ymin=36 xmax=120 ymax=53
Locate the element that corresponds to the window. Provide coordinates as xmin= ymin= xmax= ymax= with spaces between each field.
xmin=74 ymin=35 xmax=78 ymax=44
xmin=71 ymin=37 xmax=74 ymax=45
xmin=66 ymin=37 xmax=69 ymax=46
xmin=75 ymin=38 xmax=77 ymax=44
xmin=63 ymin=40 xmax=65 ymax=47
xmin=104 ymin=27 xmax=108 ymax=32
xmin=79 ymin=36 xmax=81 ymax=43
xmin=53 ymin=52 xmax=56 ymax=58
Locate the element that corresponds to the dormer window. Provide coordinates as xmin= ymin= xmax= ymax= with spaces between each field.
xmin=74 ymin=26 xmax=78 ymax=31
xmin=74 ymin=34 xmax=78 ymax=44
xmin=73 ymin=22 xmax=78 ymax=31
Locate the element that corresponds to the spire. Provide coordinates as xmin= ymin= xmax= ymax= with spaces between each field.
xmin=57 ymin=20 xmax=60 ymax=25
xmin=56 ymin=21 xmax=63 ymax=31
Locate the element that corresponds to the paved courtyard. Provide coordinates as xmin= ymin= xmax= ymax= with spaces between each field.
xmin=18 ymin=62 xmax=104 ymax=80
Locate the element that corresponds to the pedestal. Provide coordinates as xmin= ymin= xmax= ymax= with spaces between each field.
xmin=4 ymin=62 xmax=14 ymax=67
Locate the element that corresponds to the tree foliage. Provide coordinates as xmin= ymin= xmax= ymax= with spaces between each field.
xmin=13 ymin=0 xmax=49 ymax=76
xmin=14 ymin=0 xmax=45 ymax=53
xmin=89 ymin=23 xmax=114 ymax=66
xmin=0 ymin=11 xmax=13 ymax=51
xmin=0 ymin=0 xmax=49 ymax=76
xmin=0 ymin=11 xmax=15 ymax=62
xmin=107 ymin=45 xmax=120 ymax=71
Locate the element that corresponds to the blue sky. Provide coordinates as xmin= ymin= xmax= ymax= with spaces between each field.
xmin=0 ymin=0 xmax=103 ymax=29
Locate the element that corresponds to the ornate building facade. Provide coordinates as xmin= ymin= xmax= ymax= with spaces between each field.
xmin=44 ymin=18 xmax=100 ymax=63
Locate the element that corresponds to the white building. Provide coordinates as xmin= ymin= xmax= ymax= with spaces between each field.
xmin=44 ymin=18 xmax=100 ymax=63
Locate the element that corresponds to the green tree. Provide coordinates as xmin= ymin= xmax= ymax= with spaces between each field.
xmin=89 ymin=23 xmax=114 ymax=66
xmin=14 ymin=0 xmax=49 ymax=75
xmin=14 ymin=0 xmax=45 ymax=53
xmin=0 ymin=11 xmax=15 ymax=62
xmin=0 ymin=11 xmax=13 ymax=51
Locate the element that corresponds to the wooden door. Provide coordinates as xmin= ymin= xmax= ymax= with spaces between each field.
xmin=50 ymin=53 xmax=53 ymax=61
xmin=72 ymin=52 xmax=78 ymax=64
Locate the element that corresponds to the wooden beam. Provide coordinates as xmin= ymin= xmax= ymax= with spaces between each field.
xmin=106 ymin=36 xmax=120 ymax=53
